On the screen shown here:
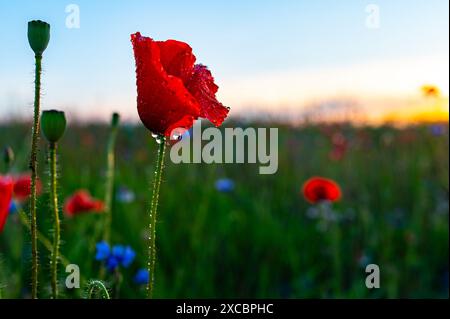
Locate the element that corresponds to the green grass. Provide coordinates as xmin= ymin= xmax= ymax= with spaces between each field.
xmin=0 ymin=120 xmax=448 ymax=298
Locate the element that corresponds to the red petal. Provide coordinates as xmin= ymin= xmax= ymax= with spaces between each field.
xmin=13 ymin=174 xmax=42 ymax=201
xmin=131 ymin=32 xmax=201 ymax=136
xmin=186 ymin=64 xmax=229 ymax=126
xmin=0 ymin=176 xmax=14 ymax=233
xmin=302 ymin=177 xmax=342 ymax=204
xmin=64 ymin=190 xmax=104 ymax=216
xmin=92 ymin=200 xmax=104 ymax=212
xmin=156 ymin=40 xmax=196 ymax=83
xmin=64 ymin=200 xmax=74 ymax=216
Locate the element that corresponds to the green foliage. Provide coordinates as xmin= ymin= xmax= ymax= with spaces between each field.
xmin=0 ymin=122 xmax=448 ymax=298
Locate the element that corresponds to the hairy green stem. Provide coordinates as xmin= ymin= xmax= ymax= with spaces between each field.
xmin=103 ymin=119 xmax=119 ymax=242
xmin=147 ymin=139 xmax=166 ymax=299
xmin=29 ymin=54 xmax=42 ymax=299
xmin=86 ymin=280 xmax=110 ymax=299
xmin=18 ymin=210 xmax=70 ymax=269
xmin=19 ymin=208 xmax=90 ymax=296
xmin=49 ymin=142 xmax=60 ymax=299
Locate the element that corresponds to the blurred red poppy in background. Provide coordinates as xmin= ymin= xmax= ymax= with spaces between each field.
xmin=131 ymin=32 xmax=229 ymax=137
xmin=302 ymin=177 xmax=342 ymax=204
xmin=64 ymin=190 xmax=104 ymax=217
xmin=0 ymin=176 xmax=14 ymax=233
xmin=13 ymin=174 xmax=42 ymax=201
xmin=329 ymin=132 xmax=348 ymax=161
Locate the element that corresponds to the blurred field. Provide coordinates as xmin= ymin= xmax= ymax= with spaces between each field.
xmin=0 ymin=120 xmax=448 ymax=298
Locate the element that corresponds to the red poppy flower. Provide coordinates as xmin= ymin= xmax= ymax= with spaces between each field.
xmin=0 ymin=176 xmax=14 ymax=233
xmin=13 ymin=174 xmax=42 ymax=201
xmin=302 ymin=177 xmax=342 ymax=204
xmin=131 ymin=32 xmax=229 ymax=137
xmin=64 ymin=190 xmax=104 ymax=217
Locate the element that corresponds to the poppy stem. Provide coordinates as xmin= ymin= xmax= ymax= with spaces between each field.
xmin=103 ymin=113 xmax=119 ymax=242
xmin=49 ymin=142 xmax=61 ymax=299
xmin=29 ymin=54 xmax=42 ymax=299
xmin=19 ymin=208 xmax=88 ymax=297
xmin=18 ymin=209 xmax=70 ymax=267
xmin=147 ymin=138 xmax=166 ymax=299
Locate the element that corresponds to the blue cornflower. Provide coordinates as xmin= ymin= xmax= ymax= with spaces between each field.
xmin=95 ymin=241 xmax=110 ymax=261
xmin=215 ymin=178 xmax=235 ymax=193
xmin=111 ymin=244 xmax=125 ymax=259
xmin=111 ymin=244 xmax=136 ymax=268
xmin=106 ymin=255 xmax=120 ymax=272
xmin=116 ymin=186 xmax=135 ymax=203
xmin=122 ymin=246 xmax=136 ymax=267
xmin=95 ymin=242 xmax=136 ymax=272
xmin=8 ymin=200 xmax=19 ymax=214
xmin=134 ymin=268 xmax=149 ymax=285
xmin=430 ymin=124 xmax=446 ymax=136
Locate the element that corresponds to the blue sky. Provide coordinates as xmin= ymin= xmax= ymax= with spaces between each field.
xmin=0 ymin=0 xmax=448 ymax=122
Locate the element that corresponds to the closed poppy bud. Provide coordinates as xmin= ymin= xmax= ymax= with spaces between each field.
xmin=112 ymin=112 xmax=120 ymax=127
xmin=27 ymin=20 xmax=50 ymax=56
xmin=41 ymin=110 xmax=66 ymax=143
xmin=3 ymin=146 xmax=14 ymax=166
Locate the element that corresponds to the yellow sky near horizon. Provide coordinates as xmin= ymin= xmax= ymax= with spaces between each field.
xmin=218 ymin=54 xmax=449 ymax=124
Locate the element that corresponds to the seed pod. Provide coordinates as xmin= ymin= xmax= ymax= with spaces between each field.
xmin=112 ymin=112 xmax=120 ymax=127
xmin=27 ymin=20 xmax=50 ymax=56
xmin=41 ymin=110 xmax=66 ymax=143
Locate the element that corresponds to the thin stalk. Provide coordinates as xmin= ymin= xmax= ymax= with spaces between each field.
xmin=103 ymin=118 xmax=119 ymax=242
xmin=29 ymin=54 xmax=42 ymax=299
xmin=114 ymin=269 xmax=123 ymax=299
xmin=18 ymin=210 xmax=70 ymax=269
xmin=147 ymin=138 xmax=166 ymax=299
xmin=49 ymin=142 xmax=60 ymax=299
xmin=331 ymin=223 xmax=342 ymax=296
xmin=19 ymin=209 xmax=89 ymax=297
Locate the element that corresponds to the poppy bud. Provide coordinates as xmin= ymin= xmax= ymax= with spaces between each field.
xmin=41 ymin=110 xmax=66 ymax=143
xmin=3 ymin=146 xmax=14 ymax=166
xmin=27 ymin=20 xmax=50 ymax=56
xmin=112 ymin=112 xmax=120 ymax=127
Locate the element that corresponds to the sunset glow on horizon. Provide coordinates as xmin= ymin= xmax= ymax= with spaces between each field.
xmin=219 ymin=54 xmax=449 ymax=124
